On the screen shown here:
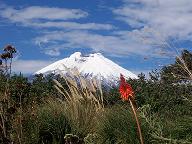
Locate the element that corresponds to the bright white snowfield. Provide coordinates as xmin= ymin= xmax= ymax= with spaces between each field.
xmin=36 ymin=52 xmax=138 ymax=82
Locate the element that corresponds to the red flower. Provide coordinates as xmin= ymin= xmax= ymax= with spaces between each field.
xmin=119 ymin=74 xmax=144 ymax=144
xmin=119 ymin=74 xmax=134 ymax=101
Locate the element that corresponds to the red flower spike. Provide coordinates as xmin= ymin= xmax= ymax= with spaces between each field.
xmin=119 ymin=74 xmax=134 ymax=101
xmin=119 ymin=74 xmax=144 ymax=144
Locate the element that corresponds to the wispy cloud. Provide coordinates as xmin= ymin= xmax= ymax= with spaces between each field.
xmin=113 ymin=0 xmax=192 ymax=40
xmin=29 ymin=21 xmax=114 ymax=30
xmin=1 ymin=6 xmax=88 ymax=21
xmin=34 ymin=30 xmax=156 ymax=57
xmin=0 ymin=6 xmax=114 ymax=30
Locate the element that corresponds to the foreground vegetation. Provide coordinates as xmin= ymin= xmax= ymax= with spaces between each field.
xmin=0 ymin=46 xmax=192 ymax=143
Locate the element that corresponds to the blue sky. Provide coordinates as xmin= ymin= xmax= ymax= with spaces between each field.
xmin=0 ymin=0 xmax=192 ymax=75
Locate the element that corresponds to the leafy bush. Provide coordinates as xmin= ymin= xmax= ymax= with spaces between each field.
xmin=96 ymin=104 xmax=151 ymax=144
xmin=23 ymin=99 xmax=71 ymax=144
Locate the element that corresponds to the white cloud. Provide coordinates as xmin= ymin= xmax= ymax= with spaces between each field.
xmin=44 ymin=49 xmax=61 ymax=57
xmin=1 ymin=6 xmax=88 ymax=22
xmin=113 ymin=0 xmax=192 ymax=40
xmin=0 ymin=6 xmax=114 ymax=30
xmin=29 ymin=21 xmax=114 ymax=30
xmin=12 ymin=60 xmax=53 ymax=74
xmin=34 ymin=30 xmax=156 ymax=56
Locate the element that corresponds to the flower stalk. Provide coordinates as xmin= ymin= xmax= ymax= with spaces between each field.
xmin=119 ymin=74 xmax=144 ymax=144
xmin=129 ymin=98 xmax=144 ymax=144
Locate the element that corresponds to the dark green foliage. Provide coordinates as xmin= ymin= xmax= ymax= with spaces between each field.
xmin=9 ymin=74 xmax=30 ymax=106
xmin=162 ymin=116 xmax=192 ymax=141
xmin=97 ymin=105 xmax=139 ymax=144
xmin=103 ymin=87 xmax=122 ymax=106
xmin=23 ymin=100 xmax=71 ymax=144
xmin=96 ymin=104 xmax=151 ymax=144
xmin=0 ymin=72 xmax=67 ymax=143
xmin=132 ymin=79 xmax=192 ymax=116
xmin=30 ymin=74 xmax=56 ymax=103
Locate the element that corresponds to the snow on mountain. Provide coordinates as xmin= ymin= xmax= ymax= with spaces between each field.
xmin=35 ymin=52 xmax=138 ymax=83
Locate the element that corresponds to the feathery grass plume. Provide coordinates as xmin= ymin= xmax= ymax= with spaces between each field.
xmin=70 ymin=67 xmax=81 ymax=77
xmin=53 ymin=69 xmax=104 ymax=138
xmin=65 ymin=76 xmax=78 ymax=88
xmin=79 ymin=75 xmax=87 ymax=90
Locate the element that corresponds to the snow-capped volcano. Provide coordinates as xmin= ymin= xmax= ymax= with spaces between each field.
xmin=36 ymin=52 xmax=138 ymax=83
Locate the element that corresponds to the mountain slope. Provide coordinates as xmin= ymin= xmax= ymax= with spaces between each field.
xmin=36 ymin=52 xmax=138 ymax=83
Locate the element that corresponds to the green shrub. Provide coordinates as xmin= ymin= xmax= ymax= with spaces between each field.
xmin=23 ymin=99 xmax=71 ymax=144
xmin=96 ymin=104 xmax=151 ymax=144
